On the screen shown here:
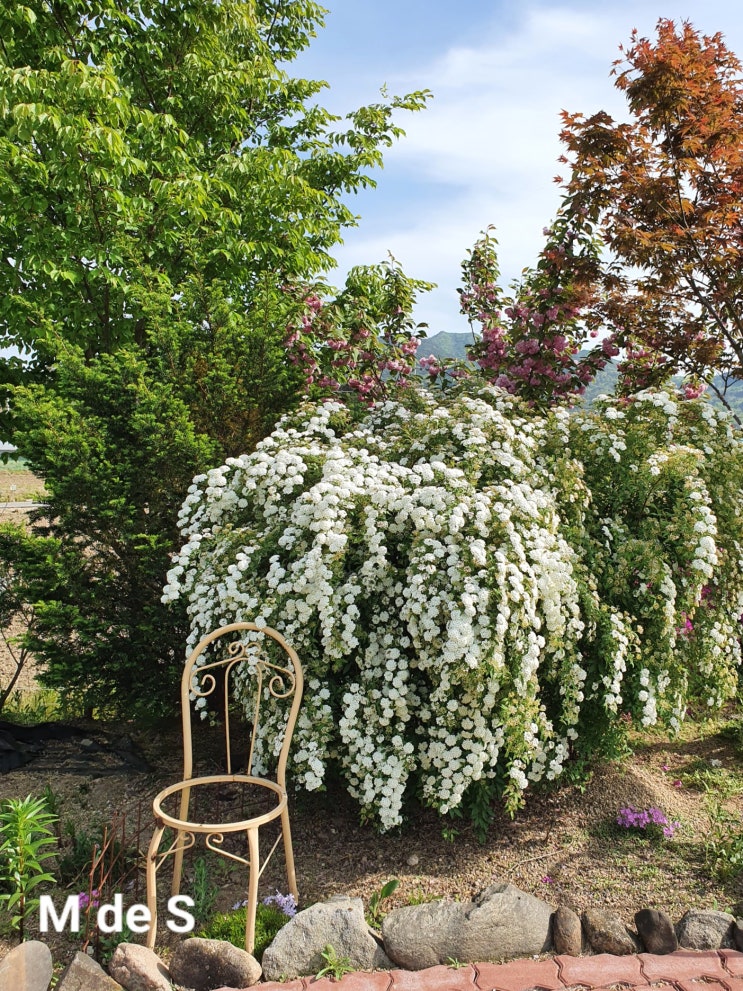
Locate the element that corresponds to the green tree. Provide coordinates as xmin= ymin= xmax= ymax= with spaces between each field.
xmin=0 ymin=1 xmax=428 ymax=715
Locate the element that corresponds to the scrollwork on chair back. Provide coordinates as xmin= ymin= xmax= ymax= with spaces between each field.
xmin=181 ymin=623 xmax=303 ymax=786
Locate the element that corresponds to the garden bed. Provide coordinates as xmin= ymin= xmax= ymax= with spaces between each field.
xmin=0 ymin=707 xmax=741 ymax=969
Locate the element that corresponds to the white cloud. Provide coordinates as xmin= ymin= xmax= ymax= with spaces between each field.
xmin=325 ymin=1 xmax=743 ymax=333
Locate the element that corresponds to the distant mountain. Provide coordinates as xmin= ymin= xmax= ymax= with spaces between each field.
xmin=417 ymin=331 xmax=474 ymax=362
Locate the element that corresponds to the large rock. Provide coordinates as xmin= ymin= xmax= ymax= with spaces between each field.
xmin=382 ymin=882 xmax=553 ymax=970
xmin=0 ymin=941 xmax=53 ymax=991
xmin=382 ymin=900 xmax=467 ymax=970
xmin=169 ymin=938 xmax=261 ymax=991
xmin=261 ymin=896 xmax=392 ymax=981
xmin=635 ymin=909 xmax=678 ymax=954
xmin=676 ymin=910 xmax=735 ymax=950
xmin=56 ymin=952 xmax=124 ymax=991
xmin=552 ymin=906 xmax=583 ymax=956
xmin=108 ymin=944 xmax=171 ymax=991
xmin=582 ymin=909 xmax=636 ymax=955
xmin=734 ymin=919 xmax=743 ymax=952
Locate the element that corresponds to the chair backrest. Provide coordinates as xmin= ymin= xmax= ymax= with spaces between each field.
xmin=179 ymin=622 xmax=303 ymax=789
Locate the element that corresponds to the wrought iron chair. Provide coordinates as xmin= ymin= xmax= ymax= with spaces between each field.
xmin=145 ymin=622 xmax=303 ymax=953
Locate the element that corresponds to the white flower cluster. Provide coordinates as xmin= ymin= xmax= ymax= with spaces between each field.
xmin=164 ymin=385 xmax=743 ymax=829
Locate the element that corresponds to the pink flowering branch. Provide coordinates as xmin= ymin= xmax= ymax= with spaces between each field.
xmin=284 ymin=259 xmax=432 ymax=404
xmin=461 ymin=211 xmax=620 ymax=408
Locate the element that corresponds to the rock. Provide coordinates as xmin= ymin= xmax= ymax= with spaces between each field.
xmin=552 ymin=905 xmax=583 ymax=956
xmin=635 ymin=908 xmax=678 ymax=954
xmin=582 ymin=909 xmax=636 ymax=955
xmin=261 ymin=895 xmax=392 ymax=981
xmin=0 ymin=940 xmax=53 ymax=991
xmin=676 ymin=910 xmax=735 ymax=949
xmin=382 ymin=899 xmax=467 ymax=970
xmin=734 ymin=919 xmax=743 ymax=952
xmin=108 ymin=944 xmax=171 ymax=991
xmin=168 ymin=938 xmax=261 ymax=991
xmin=382 ymin=881 xmax=553 ymax=970
xmin=56 ymin=952 xmax=124 ymax=991
xmin=407 ymin=854 xmax=419 ymax=867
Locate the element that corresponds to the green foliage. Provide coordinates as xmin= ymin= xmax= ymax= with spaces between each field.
xmin=96 ymin=923 xmax=135 ymax=966
xmin=56 ymin=821 xmax=105 ymax=887
xmin=678 ymin=759 xmax=743 ymax=800
xmin=0 ymin=522 xmax=58 ymax=713
xmin=0 ymin=794 xmax=58 ymax=940
xmin=0 ymin=688 xmax=65 ymax=724
xmin=0 ymin=0 xmax=429 ymax=718
xmin=199 ymin=902 xmax=289 ymax=962
xmin=190 ymin=857 xmax=218 ymax=925
xmin=718 ymin=716 xmax=743 ymax=757
xmin=705 ymin=802 xmax=743 ymax=881
xmin=10 ymin=347 xmax=216 ymax=715
xmin=315 ymin=944 xmax=355 ymax=981
xmin=366 ymin=878 xmax=398 ymax=928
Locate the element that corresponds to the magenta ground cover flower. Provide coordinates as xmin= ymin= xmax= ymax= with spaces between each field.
xmin=617 ymin=806 xmax=680 ymax=838
xmin=78 ymin=889 xmax=100 ymax=910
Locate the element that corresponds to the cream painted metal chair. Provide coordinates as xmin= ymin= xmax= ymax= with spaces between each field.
xmin=145 ymin=622 xmax=303 ymax=953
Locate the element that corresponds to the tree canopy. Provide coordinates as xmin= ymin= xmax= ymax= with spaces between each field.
xmin=0 ymin=0 xmax=429 ymax=714
xmin=559 ymin=19 xmax=743 ymax=412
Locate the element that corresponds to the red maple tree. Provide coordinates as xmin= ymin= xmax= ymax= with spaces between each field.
xmin=559 ymin=19 xmax=743 ymax=415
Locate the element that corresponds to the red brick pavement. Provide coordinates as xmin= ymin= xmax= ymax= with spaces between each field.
xmin=248 ymin=949 xmax=743 ymax=991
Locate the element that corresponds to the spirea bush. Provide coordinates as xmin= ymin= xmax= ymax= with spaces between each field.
xmin=163 ymin=383 xmax=743 ymax=831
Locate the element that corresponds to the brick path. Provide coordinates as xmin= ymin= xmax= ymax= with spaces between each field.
xmin=252 ymin=949 xmax=743 ymax=991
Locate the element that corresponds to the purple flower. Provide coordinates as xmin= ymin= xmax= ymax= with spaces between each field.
xmin=262 ymin=890 xmax=297 ymax=917
xmin=616 ymin=806 xmax=679 ymax=838
xmin=78 ymin=890 xmax=100 ymax=910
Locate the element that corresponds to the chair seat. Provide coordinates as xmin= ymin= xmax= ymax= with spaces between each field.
xmin=153 ymin=773 xmax=287 ymax=833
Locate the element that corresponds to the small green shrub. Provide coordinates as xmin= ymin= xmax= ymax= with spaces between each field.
xmin=191 ymin=857 xmax=218 ymax=925
xmin=366 ymin=878 xmax=398 ymax=929
xmin=315 ymin=944 xmax=354 ymax=981
xmin=0 ymin=795 xmax=58 ymax=939
xmin=199 ymin=902 xmax=288 ymax=960
xmin=0 ymin=689 xmax=65 ymax=725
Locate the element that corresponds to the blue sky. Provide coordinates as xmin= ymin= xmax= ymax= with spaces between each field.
xmin=295 ymin=1 xmax=743 ymax=335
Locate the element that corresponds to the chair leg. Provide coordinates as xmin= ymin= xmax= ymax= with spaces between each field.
xmin=245 ymin=828 xmax=260 ymax=955
xmin=172 ymin=785 xmax=192 ymax=898
xmin=280 ymin=805 xmax=299 ymax=903
xmin=145 ymin=823 xmax=165 ymax=950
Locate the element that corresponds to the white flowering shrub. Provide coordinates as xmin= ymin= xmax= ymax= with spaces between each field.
xmin=164 ymin=384 xmax=743 ymax=831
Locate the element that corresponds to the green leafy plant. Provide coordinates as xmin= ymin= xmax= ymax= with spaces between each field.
xmin=680 ymin=759 xmax=742 ymax=800
xmin=704 ymin=801 xmax=743 ymax=881
xmin=406 ymin=887 xmax=438 ymax=906
xmin=0 ymin=795 xmax=58 ymax=940
xmin=315 ymin=944 xmax=354 ymax=981
xmin=96 ymin=922 xmax=135 ymax=966
xmin=190 ymin=856 xmax=218 ymax=925
xmin=447 ymin=957 xmax=467 ymax=969
xmin=199 ymin=903 xmax=289 ymax=961
xmin=366 ymin=878 xmax=398 ymax=929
